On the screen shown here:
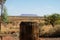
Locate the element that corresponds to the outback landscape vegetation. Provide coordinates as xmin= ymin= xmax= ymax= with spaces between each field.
xmin=0 ymin=0 xmax=60 ymax=40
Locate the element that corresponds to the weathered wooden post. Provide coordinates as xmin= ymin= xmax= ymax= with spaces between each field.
xmin=20 ymin=22 xmax=39 ymax=40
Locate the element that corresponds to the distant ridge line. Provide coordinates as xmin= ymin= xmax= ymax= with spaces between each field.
xmin=20 ymin=14 xmax=38 ymax=16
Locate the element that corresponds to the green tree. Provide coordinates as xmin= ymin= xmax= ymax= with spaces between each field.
xmin=1 ymin=6 xmax=8 ymax=23
xmin=44 ymin=13 xmax=60 ymax=27
xmin=1 ymin=0 xmax=7 ymax=22
xmin=0 ymin=0 xmax=6 ymax=40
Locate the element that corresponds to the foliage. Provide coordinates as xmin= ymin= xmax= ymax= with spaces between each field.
xmin=39 ymin=23 xmax=44 ymax=27
xmin=55 ymin=20 xmax=60 ymax=24
xmin=39 ymin=25 xmax=60 ymax=37
xmin=1 ymin=6 xmax=8 ymax=23
xmin=39 ymin=25 xmax=55 ymax=37
xmin=44 ymin=13 xmax=60 ymax=27
xmin=0 ymin=0 xmax=6 ymax=4
xmin=3 ymin=0 xmax=6 ymax=4
xmin=54 ymin=25 xmax=60 ymax=33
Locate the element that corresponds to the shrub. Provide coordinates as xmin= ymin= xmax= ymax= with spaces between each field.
xmin=53 ymin=25 xmax=60 ymax=36
xmin=39 ymin=25 xmax=55 ymax=37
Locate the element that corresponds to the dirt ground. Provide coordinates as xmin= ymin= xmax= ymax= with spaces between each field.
xmin=1 ymin=36 xmax=60 ymax=40
xmin=0 ymin=34 xmax=19 ymax=40
xmin=39 ymin=38 xmax=60 ymax=40
xmin=0 ymin=34 xmax=60 ymax=40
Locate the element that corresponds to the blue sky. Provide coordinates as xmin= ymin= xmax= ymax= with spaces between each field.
xmin=4 ymin=0 xmax=60 ymax=16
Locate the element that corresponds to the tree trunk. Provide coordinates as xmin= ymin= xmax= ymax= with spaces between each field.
xmin=0 ymin=0 xmax=4 ymax=40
